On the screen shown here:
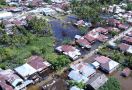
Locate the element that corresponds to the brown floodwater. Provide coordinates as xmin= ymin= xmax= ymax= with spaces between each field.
xmin=111 ymin=71 xmax=132 ymax=90
xmin=27 ymin=85 xmax=42 ymax=90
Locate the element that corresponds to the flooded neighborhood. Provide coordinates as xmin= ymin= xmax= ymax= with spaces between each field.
xmin=0 ymin=0 xmax=132 ymax=90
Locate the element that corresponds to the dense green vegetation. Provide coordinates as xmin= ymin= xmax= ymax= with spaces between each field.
xmin=0 ymin=0 xmax=6 ymax=5
xmin=70 ymin=0 xmax=101 ymax=23
xmin=0 ymin=17 xmax=71 ymax=70
xmin=109 ymin=30 xmax=119 ymax=36
xmin=67 ymin=80 xmax=87 ymax=89
xmin=98 ymin=46 xmax=132 ymax=68
xmin=99 ymin=77 xmax=121 ymax=90
xmin=70 ymin=0 xmax=123 ymax=24
xmin=125 ymin=3 xmax=132 ymax=11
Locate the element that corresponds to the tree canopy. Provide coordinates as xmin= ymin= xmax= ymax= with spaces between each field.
xmin=99 ymin=77 xmax=121 ymax=90
xmin=71 ymin=0 xmax=102 ymax=23
xmin=27 ymin=17 xmax=51 ymax=35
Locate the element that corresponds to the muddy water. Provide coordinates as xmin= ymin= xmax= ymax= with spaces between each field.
xmin=112 ymin=71 xmax=132 ymax=90
xmin=27 ymin=85 xmax=42 ymax=90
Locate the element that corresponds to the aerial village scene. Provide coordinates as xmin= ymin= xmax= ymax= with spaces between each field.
xmin=0 ymin=0 xmax=132 ymax=90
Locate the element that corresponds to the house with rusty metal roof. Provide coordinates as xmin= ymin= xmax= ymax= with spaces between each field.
xmin=122 ymin=36 xmax=132 ymax=45
xmin=56 ymin=45 xmax=81 ymax=60
xmin=87 ymin=73 xmax=108 ymax=90
xmin=94 ymin=56 xmax=119 ymax=74
xmin=27 ymin=55 xmax=51 ymax=72
xmin=76 ymin=38 xmax=91 ymax=49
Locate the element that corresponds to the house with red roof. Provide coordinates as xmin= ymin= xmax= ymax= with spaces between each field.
xmin=84 ymin=34 xmax=97 ymax=44
xmin=27 ymin=55 xmax=51 ymax=72
xmin=97 ymin=34 xmax=108 ymax=42
xmin=56 ymin=45 xmax=81 ymax=60
xmin=117 ymin=23 xmax=128 ymax=30
xmin=107 ymin=18 xmax=121 ymax=26
xmin=118 ymin=43 xmax=130 ymax=52
xmin=94 ymin=27 xmax=109 ymax=35
xmin=122 ymin=36 xmax=132 ymax=45
xmin=0 ymin=75 xmax=14 ymax=90
xmin=121 ymin=68 xmax=131 ymax=77
xmin=94 ymin=56 xmax=119 ymax=73
xmin=76 ymin=38 xmax=91 ymax=49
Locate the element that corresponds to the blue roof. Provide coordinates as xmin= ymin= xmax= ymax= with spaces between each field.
xmin=68 ymin=70 xmax=88 ymax=83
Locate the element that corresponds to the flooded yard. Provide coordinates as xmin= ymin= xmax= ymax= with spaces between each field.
xmin=112 ymin=71 xmax=132 ymax=90
xmin=51 ymin=19 xmax=81 ymax=42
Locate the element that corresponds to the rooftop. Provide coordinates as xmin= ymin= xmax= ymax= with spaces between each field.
xmin=94 ymin=56 xmax=110 ymax=64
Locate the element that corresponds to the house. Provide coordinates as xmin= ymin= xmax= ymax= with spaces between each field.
xmin=118 ymin=43 xmax=130 ymax=52
xmin=121 ymin=68 xmax=131 ymax=77
xmin=122 ymin=36 xmax=132 ymax=45
xmin=30 ymin=0 xmax=43 ymax=7
xmin=97 ymin=34 xmax=108 ymax=42
xmin=70 ymin=62 xmax=96 ymax=78
xmin=94 ymin=27 xmax=109 ymax=35
xmin=0 ymin=69 xmax=33 ymax=90
xmin=40 ymin=7 xmax=56 ymax=16
xmin=0 ymin=11 xmax=13 ymax=19
xmin=51 ymin=0 xmax=64 ymax=3
xmin=27 ymin=55 xmax=51 ymax=72
xmin=107 ymin=18 xmax=121 ymax=26
xmin=127 ymin=46 xmax=132 ymax=54
xmin=94 ymin=56 xmax=119 ymax=73
xmin=14 ymin=63 xmax=37 ymax=79
xmin=0 ymin=69 xmax=23 ymax=88
xmin=127 ymin=31 xmax=132 ymax=37
xmin=91 ymin=61 xmax=100 ymax=69
xmin=117 ymin=24 xmax=128 ymax=30
xmin=127 ymin=18 xmax=132 ymax=25
xmin=84 ymin=34 xmax=97 ymax=44
xmin=87 ymin=73 xmax=108 ymax=90
xmin=0 ymin=75 xmax=14 ymax=90
xmin=56 ymin=45 xmax=81 ymax=60
xmin=74 ymin=20 xmax=92 ymax=27
xmin=76 ymin=38 xmax=91 ymax=49
xmin=68 ymin=70 xmax=88 ymax=83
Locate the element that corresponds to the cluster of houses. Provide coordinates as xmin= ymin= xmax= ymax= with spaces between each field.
xmin=0 ymin=56 xmax=51 ymax=90
xmin=68 ymin=55 xmax=120 ymax=90
xmin=108 ymin=28 xmax=132 ymax=54
xmin=55 ymin=26 xmax=123 ymax=60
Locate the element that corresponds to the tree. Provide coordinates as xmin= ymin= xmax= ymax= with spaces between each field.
xmin=51 ymin=55 xmax=71 ymax=70
xmin=99 ymin=77 xmax=121 ymax=90
xmin=27 ymin=17 xmax=51 ymax=35
xmin=126 ymin=3 xmax=132 ymax=11
xmin=71 ymin=1 xmax=102 ymax=24
xmin=0 ymin=0 xmax=6 ymax=5
xmin=67 ymin=80 xmax=87 ymax=89
xmin=43 ymin=0 xmax=52 ymax=4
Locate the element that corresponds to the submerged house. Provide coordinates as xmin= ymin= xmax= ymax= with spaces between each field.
xmin=27 ymin=56 xmax=51 ymax=73
xmin=122 ymin=36 xmax=132 ymax=45
xmin=69 ymin=62 xmax=96 ymax=82
xmin=76 ymin=37 xmax=91 ymax=49
xmin=94 ymin=56 xmax=119 ymax=74
xmin=14 ymin=63 xmax=37 ymax=79
xmin=56 ymin=45 xmax=81 ymax=60
xmin=84 ymin=34 xmax=97 ymax=44
xmin=68 ymin=70 xmax=89 ymax=83
xmin=118 ymin=43 xmax=130 ymax=52
xmin=0 ymin=69 xmax=33 ymax=90
xmin=15 ymin=56 xmax=51 ymax=80
xmin=87 ymin=73 xmax=108 ymax=90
